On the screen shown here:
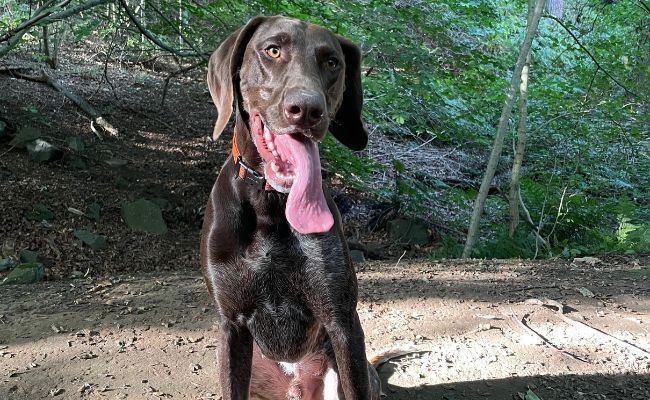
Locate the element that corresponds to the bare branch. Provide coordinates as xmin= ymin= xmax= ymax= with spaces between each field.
xmin=11 ymin=68 xmax=118 ymax=137
xmin=545 ymin=14 xmax=639 ymax=99
xmin=0 ymin=0 xmax=112 ymax=58
xmin=117 ymin=0 xmax=207 ymax=60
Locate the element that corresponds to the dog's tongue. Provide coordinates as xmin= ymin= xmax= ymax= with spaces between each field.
xmin=274 ymin=134 xmax=333 ymax=234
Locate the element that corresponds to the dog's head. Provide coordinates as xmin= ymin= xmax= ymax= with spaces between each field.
xmin=207 ymin=16 xmax=367 ymax=150
xmin=207 ymin=16 xmax=368 ymax=234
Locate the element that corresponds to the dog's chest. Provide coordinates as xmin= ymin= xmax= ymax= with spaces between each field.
xmin=241 ymin=232 xmax=348 ymax=361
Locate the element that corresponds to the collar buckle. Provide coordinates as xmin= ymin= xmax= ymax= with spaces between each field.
xmin=235 ymin=155 xmax=266 ymax=186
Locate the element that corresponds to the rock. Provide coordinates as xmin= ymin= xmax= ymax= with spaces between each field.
xmin=121 ymin=199 xmax=168 ymax=234
xmin=350 ymin=249 xmax=365 ymax=263
xmin=85 ymin=202 xmax=101 ymax=221
xmin=26 ymin=203 xmax=55 ymax=222
xmin=26 ymin=139 xmax=62 ymax=162
xmin=386 ymin=217 xmax=430 ymax=246
xmin=0 ymin=258 xmax=17 ymax=271
xmin=0 ymin=262 xmax=44 ymax=285
xmin=364 ymin=242 xmax=388 ymax=260
xmin=19 ymin=249 xmax=40 ymax=263
xmin=150 ymin=197 xmax=172 ymax=211
xmin=105 ymin=158 xmax=128 ymax=168
xmin=67 ymin=136 xmax=85 ymax=152
xmin=74 ymin=229 xmax=107 ymax=250
xmin=9 ymin=126 xmax=41 ymax=148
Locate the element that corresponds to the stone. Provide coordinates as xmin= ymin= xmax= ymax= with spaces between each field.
xmin=0 ymin=258 xmax=17 ymax=271
xmin=19 ymin=249 xmax=40 ymax=263
xmin=9 ymin=126 xmax=41 ymax=148
xmin=67 ymin=136 xmax=85 ymax=152
xmin=350 ymin=249 xmax=365 ymax=264
xmin=1 ymin=262 xmax=44 ymax=285
xmin=26 ymin=139 xmax=62 ymax=162
xmin=386 ymin=217 xmax=430 ymax=246
xmin=364 ymin=242 xmax=388 ymax=260
xmin=26 ymin=203 xmax=55 ymax=222
xmin=74 ymin=229 xmax=107 ymax=250
xmin=121 ymin=199 xmax=168 ymax=235
xmin=150 ymin=197 xmax=172 ymax=211
xmin=85 ymin=202 xmax=101 ymax=221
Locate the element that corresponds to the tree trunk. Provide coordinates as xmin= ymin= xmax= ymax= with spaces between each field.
xmin=508 ymin=52 xmax=530 ymax=237
xmin=462 ymin=0 xmax=545 ymax=258
xmin=508 ymin=0 xmax=535 ymax=238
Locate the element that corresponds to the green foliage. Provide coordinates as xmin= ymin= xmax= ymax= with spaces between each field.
xmin=1 ymin=0 xmax=647 ymax=258
xmin=429 ymin=235 xmax=465 ymax=259
xmin=320 ymin=135 xmax=377 ymax=192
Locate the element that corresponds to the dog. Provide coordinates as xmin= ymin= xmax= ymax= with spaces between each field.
xmin=200 ymin=16 xmax=379 ymax=400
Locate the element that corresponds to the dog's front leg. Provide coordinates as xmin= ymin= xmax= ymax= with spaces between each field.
xmin=328 ymin=313 xmax=371 ymax=399
xmin=218 ymin=321 xmax=254 ymax=400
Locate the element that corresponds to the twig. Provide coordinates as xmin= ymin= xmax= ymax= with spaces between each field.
xmin=397 ymin=136 xmax=437 ymax=156
xmin=0 ymin=145 xmax=17 ymax=159
xmin=0 ymin=0 xmax=111 ymax=58
xmin=12 ymin=68 xmax=118 ymax=137
xmin=510 ymin=309 xmax=588 ymax=362
xmin=546 ymin=185 xmax=567 ymax=242
xmin=526 ymin=298 xmax=650 ymax=358
xmin=160 ymin=61 xmax=204 ymax=107
xmin=117 ymin=0 xmax=207 ymax=60
xmin=545 ymin=14 xmax=639 ymax=98
xmin=511 ymin=284 xmax=559 ymax=292
xmin=518 ymin=186 xmax=550 ymax=258
xmin=394 ymin=250 xmax=407 ymax=267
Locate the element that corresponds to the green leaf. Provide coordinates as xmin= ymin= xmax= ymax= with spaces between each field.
xmin=525 ymin=389 xmax=542 ymax=400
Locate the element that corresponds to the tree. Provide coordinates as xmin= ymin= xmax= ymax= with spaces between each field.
xmin=462 ymin=0 xmax=546 ymax=258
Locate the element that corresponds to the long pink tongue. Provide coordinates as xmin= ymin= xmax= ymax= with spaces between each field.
xmin=274 ymin=134 xmax=333 ymax=234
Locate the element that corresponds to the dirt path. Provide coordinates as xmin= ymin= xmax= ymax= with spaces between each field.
xmin=1 ymin=258 xmax=648 ymax=400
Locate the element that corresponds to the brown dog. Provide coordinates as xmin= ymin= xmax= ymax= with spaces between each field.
xmin=200 ymin=16 xmax=378 ymax=400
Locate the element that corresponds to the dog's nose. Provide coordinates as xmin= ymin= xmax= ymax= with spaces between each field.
xmin=283 ymin=89 xmax=325 ymax=128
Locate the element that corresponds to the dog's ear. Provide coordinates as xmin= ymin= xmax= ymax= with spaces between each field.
xmin=207 ymin=17 xmax=267 ymax=140
xmin=329 ymin=36 xmax=369 ymax=151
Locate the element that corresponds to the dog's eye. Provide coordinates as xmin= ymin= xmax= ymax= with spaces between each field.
xmin=265 ymin=46 xmax=281 ymax=59
xmin=326 ymin=57 xmax=339 ymax=70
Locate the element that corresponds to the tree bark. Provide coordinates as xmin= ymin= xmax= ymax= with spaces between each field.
xmin=462 ymin=0 xmax=545 ymax=258
xmin=508 ymin=0 xmax=535 ymax=238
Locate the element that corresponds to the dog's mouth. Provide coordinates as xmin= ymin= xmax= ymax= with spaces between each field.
xmin=251 ymin=112 xmax=333 ymax=234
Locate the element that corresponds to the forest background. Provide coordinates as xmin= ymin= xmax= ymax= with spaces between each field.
xmin=1 ymin=0 xmax=648 ymax=260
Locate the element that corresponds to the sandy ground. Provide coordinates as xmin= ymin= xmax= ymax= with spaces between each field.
xmin=1 ymin=258 xmax=649 ymax=400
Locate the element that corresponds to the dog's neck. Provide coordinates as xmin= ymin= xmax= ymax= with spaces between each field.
xmin=231 ymin=124 xmax=273 ymax=191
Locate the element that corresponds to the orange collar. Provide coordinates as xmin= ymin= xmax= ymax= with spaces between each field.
xmin=231 ymin=128 xmax=272 ymax=190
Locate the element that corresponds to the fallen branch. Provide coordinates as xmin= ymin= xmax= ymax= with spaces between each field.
xmin=526 ymin=298 xmax=650 ymax=358
xmin=510 ymin=309 xmax=588 ymax=362
xmin=10 ymin=68 xmax=118 ymax=138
